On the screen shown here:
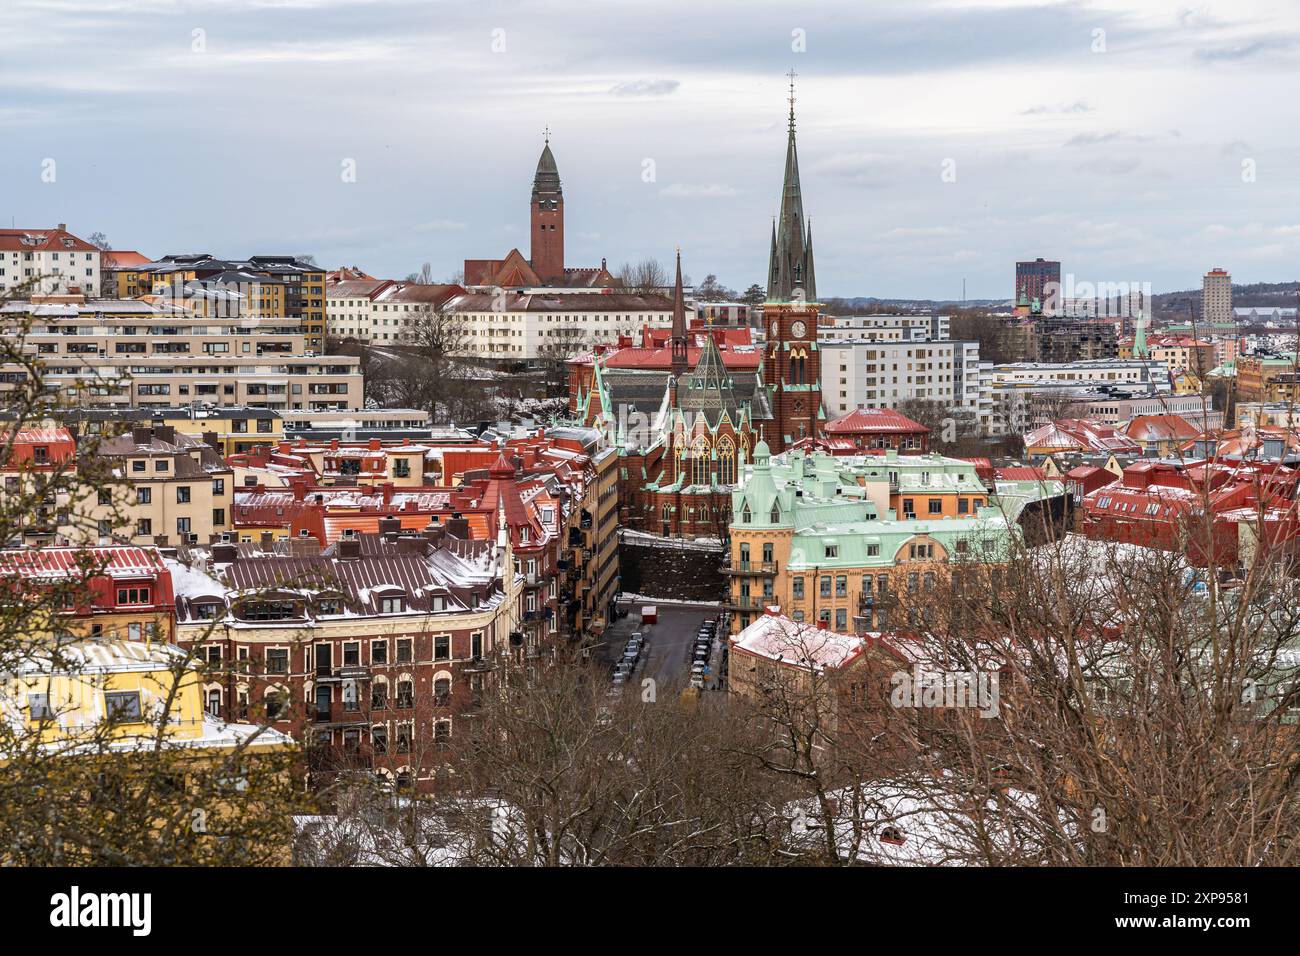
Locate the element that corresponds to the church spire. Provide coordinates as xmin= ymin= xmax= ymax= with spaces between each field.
xmin=671 ymin=247 xmax=688 ymax=377
xmin=767 ymin=70 xmax=816 ymax=304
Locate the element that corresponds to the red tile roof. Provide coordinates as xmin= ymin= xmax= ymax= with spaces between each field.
xmin=825 ymin=407 xmax=929 ymax=435
xmin=0 ymin=226 xmax=97 ymax=252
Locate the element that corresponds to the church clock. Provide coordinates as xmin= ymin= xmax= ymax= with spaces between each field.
xmin=790 ymin=319 xmax=806 ymax=339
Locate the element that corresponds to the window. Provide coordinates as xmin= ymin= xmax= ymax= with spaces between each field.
xmin=393 ymin=459 xmax=411 ymax=478
xmin=264 ymin=690 xmax=286 ymax=720
xmin=213 ymin=478 xmax=225 ymax=494
xmin=380 ymin=596 xmax=405 ymax=614
xmin=820 ymin=576 xmax=831 ymax=598
xmin=396 ymin=638 xmax=412 ymax=663
xmin=176 ymin=517 xmax=191 ymax=536
xmin=396 ymin=680 xmax=414 ymax=709
xmin=824 ymin=545 xmax=838 ymax=558
xmin=343 ymin=642 xmax=360 ymax=667
xmin=792 ymin=577 xmax=804 ymax=599
xmin=371 ymin=640 xmax=388 ymax=664
xmin=28 ymin=693 xmax=52 ymax=720
xmin=117 ymin=586 xmax=152 ymax=606
xmin=371 ymin=682 xmax=388 ymax=710
xmin=835 ymin=576 xmax=847 ymax=597
xmin=434 ymin=678 xmax=451 ymax=705
xmin=835 ymin=608 xmax=847 ymax=630
xmin=435 ymin=720 xmax=452 ymax=745
xmin=104 ymin=691 xmax=142 ymax=722
xmin=396 ymin=723 xmax=413 ymax=753
xmin=435 ymin=635 xmax=450 ymax=661
xmin=135 ymin=518 xmax=152 ymax=537
xmin=265 ymin=648 xmax=289 ymax=674
xmin=471 ymin=632 xmax=483 ymax=658
xmin=928 ymin=499 xmax=942 ymax=514
xmin=867 ymin=543 xmax=880 ymax=557
xmin=176 ymin=486 xmax=191 ymax=504
xmin=372 ymin=725 xmax=388 ymax=754
xmin=136 ymin=487 xmax=151 ymax=505
xmin=902 ymin=498 xmax=915 ymax=518
xmin=958 ymin=497 xmax=969 ymax=515
xmin=206 ymin=689 xmax=222 ymax=716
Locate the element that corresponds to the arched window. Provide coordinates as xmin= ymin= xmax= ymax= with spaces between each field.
xmin=717 ymin=436 xmax=736 ymax=485
xmin=692 ymin=436 xmax=711 ymax=486
xmin=741 ymin=503 xmax=752 ymax=523
xmin=770 ymin=502 xmax=781 ymax=524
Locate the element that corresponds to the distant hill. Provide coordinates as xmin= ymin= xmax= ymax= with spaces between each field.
xmin=1152 ymin=281 xmax=1300 ymax=320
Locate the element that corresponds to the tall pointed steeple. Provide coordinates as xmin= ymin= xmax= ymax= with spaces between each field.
xmin=670 ymin=247 xmax=688 ymax=378
xmin=767 ymin=70 xmax=816 ymax=304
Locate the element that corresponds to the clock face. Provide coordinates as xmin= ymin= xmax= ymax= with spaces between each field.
xmin=791 ymin=320 xmax=807 ymax=339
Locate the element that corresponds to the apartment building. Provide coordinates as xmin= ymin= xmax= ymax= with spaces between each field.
xmin=169 ymin=529 xmax=517 ymax=790
xmin=0 ymin=293 xmax=362 ymax=410
xmin=1236 ymin=353 xmax=1300 ymax=404
xmin=114 ymin=254 xmax=328 ymax=350
xmin=80 ymin=424 xmax=234 ymax=548
xmin=725 ymin=444 xmax=1038 ymax=635
xmin=442 ymin=291 xmax=675 ymax=363
xmin=66 ymin=406 xmax=283 ymax=456
xmin=817 ymin=313 xmax=949 ymax=343
xmin=1203 ymin=268 xmax=1233 ymax=326
xmin=0 ymin=225 xmax=101 ymax=297
xmin=820 ymin=340 xmax=982 ymax=418
xmin=326 ymin=280 xmax=464 ymax=344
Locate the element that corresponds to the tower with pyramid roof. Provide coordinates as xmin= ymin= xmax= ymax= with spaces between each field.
xmin=530 ymin=132 xmax=565 ymax=282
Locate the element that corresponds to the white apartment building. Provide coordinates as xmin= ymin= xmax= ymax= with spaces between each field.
xmin=821 ymin=339 xmax=982 ymax=418
xmin=818 ymin=313 xmax=949 ymax=343
xmin=442 ymin=291 xmax=675 ymax=362
xmin=0 ymin=225 xmax=101 ymax=297
xmin=325 ymin=277 xmax=394 ymax=342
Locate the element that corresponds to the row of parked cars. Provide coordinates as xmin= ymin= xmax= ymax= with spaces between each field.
xmin=612 ymin=631 xmax=647 ymax=686
xmin=689 ymin=619 xmax=719 ymax=689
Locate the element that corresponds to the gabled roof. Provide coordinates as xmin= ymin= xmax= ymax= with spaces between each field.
xmin=825 ymin=407 xmax=929 ymax=435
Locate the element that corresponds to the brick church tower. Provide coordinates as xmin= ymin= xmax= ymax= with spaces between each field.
xmin=762 ymin=72 xmax=822 ymax=452
xmin=530 ymin=133 xmax=564 ymax=282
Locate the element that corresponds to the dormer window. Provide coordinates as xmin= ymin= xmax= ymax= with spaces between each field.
xmin=117 ymin=586 xmax=152 ymax=606
xmin=741 ymin=503 xmax=752 ymax=523
xmin=380 ymin=595 xmax=405 ymax=614
xmin=770 ymin=504 xmax=781 ymax=523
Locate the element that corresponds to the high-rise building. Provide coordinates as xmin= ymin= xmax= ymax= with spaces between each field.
xmin=1015 ymin=258 xmax=1060 ymax=312
xmin=767 ymin=71 xmax=816 ymax=304
xmin=1203 ymin=267 xmax=1233 ymax=325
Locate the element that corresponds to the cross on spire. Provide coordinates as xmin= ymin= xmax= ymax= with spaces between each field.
xmin=787 ymin=68 xmax=797 ymax=130
xmin=543 ymin=124 xmax=550 ymax=145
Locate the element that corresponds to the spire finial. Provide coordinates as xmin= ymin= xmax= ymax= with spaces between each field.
xmin=543 ymin=124 xmax=549 ymax=146
xmin=787 ymin=68 xmax=797 ymax=131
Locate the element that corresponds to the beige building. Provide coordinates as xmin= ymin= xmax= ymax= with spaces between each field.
xmin=80 ymin=424 xmax=234 ymax=547
xmin=1203 ymin=268 xmax=1232 ymax=326
xmin=0 ymin=294 xmax=362 ymax=410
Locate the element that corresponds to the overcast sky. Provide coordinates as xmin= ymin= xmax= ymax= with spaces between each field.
xmin=4 ymin=0 xmax=1300 ymax=299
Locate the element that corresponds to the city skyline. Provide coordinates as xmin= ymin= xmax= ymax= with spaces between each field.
xmin=5 ymin=0 xmax=1300 ymax=299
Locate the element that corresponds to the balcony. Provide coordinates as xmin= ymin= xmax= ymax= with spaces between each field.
xmin=722 ymin=559 xmax=778 ymax=576
xmin=311 ymin=702 xmax=369 ymax=726
xmin=725 ymin=595 xmax=770 ymax=612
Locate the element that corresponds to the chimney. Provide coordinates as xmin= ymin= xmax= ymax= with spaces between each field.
xmin=211 ymin=542 xmax=238 ymax=564
xmin=131 ymin=426 xmax=152 ymax=445
xmin=57 ymin=223 xmax=66 ymax=232
xmin=423 ymin=516 xmax=446 ymax=546
xmin=381 ymin=482 xmax=395 ymax=505
xmin=445 ymin=512 xmax=470 ymax=540
xmin=397 ymin=535 xmax=428 ymax=556
xmin=291 ymin=481 xmax=308 ymax=501
xmin=378 ymin=514 xmax=401 ymax=536
xmin=337 ymin=528 xmax=361 ymax=560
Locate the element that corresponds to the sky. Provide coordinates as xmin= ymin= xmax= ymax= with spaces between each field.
xmin=4 ymin=0 xmax=1300 ymax=300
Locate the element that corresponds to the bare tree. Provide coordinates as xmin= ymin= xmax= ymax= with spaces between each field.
xmin=617 ymin=258 xmax=668 ymax=295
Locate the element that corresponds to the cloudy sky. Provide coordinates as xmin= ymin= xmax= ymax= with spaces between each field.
xmin=4 ymin=0 xmax=1300 ymax=299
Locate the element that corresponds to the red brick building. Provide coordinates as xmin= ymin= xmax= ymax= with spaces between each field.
xmin=1079 ymin=459 xmax=1300 ymax=566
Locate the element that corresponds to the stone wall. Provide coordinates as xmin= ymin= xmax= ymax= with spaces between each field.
xmin=619 ymin=536 xmax=725 ymax=603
